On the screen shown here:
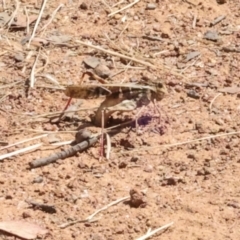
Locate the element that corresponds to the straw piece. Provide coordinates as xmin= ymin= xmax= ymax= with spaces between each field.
xmin=0 ymin=144 xmax=42 ymax=161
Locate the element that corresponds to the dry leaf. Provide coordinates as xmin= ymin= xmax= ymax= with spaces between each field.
xmin=218 ymin=87 xmax=240 ymax=94
xmin=0 ymin=221 xmax=48 ymax=239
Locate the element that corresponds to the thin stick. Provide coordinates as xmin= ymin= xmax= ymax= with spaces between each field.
xmin=121 ymin=130 xmax=240 ymax=154
xmin=30 ymin=107 xmax=97 ymax=119
xmin=51 ymin=141 xmax=72 ymax=146
xmin=100 ymin=0 xmax=112 ymax=11
xmin=35 ymin=51 xmax=49 ymax=74
xmin=108 ymin=0 xmax=141 ymax=17
xmin=209 ymin=93 xmax=222 ymax=112
xmin=7 ymin=0 xmax=20 ymax=30
xmin=24 ymin=6 xmax=30 ymax=34
xmin=59 ymin=195 xmax=130 ymax=228
xmin=30 ymin=50 xmax=41 ymax=88
xmin=75 ymin=39 xmax=156 ymax=69
xmin=192 ymin=11 xmax=197 ymax=29
xmin=112 ymin=0 xmax=125 ymax=7
xmin=0 ymin=143 xmax=42 ymax=161
xmin=136 ymin=222 xmax=174 ymax=240
xmin=27 ymin=0 xmax=48 ymax=48
xmin=0 ymin=134 xmax=47 ymax=151
xmin=0 ymin=80 xmax=22 ymax=89
xmin=106 ymin=133 xmax=111 ymax=160
xmin=39 ymin=3 xmax=64 ymax=34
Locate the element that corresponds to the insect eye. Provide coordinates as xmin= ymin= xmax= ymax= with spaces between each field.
xmin=157 ymin=82 xmax=163 ymax=88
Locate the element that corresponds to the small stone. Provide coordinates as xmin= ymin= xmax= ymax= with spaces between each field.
xmin=83 ymin=57 xmax=100 ymax=69
xmin=14 ymin=52 xmax=24 ymax=62
xmin=129 ymin=188 xmax=147 ymax=208
xmin=32 ymin=176 xmax=43 ymax=183
xmin=184 ymin=51 xmax=201 ymax=62
xmin=176 ymin=62 xmax=186 ymax=69
xmin=146 ymin=3 xmax=156 ymax=10
xmin=187 ymin=90 xmax=200 ymax=99
xmin=22 ymin=211 xmax=31 ymax=218
xmin=79 ymin=2 xmax=88 ymax=10
xmin=203 ymin=30 xmax=219 ymax=41
xmin=119 ymin=161 xmax=127 ymax=168
xmin=144 ymin=164 xmax=153 ymax=172
xmin=152 ymin=23 xmax=161 ymax=32
xmin=216 ymin=0 xmax=226 ymax=4
xmin=94 ymin=64 xmax=111 ymax=78
xmin=130 ymin=156 xmax=139 ymax=162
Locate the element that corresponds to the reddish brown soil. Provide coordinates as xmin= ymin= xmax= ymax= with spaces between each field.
xmin=1 ymin=0 xmax=240 ymax=239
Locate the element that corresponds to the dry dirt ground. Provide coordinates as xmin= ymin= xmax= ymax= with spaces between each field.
xmin=0 ymin=0 xmax=240 ymax=239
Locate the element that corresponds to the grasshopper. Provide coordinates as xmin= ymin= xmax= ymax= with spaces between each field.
xmin=65 ymin=81 xmax=168 ymax=126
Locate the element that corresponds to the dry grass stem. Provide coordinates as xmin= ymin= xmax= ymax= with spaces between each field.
xmin=0 ymin=134 xmax=48 ymax=151
xmin=100 ymin=0 xmax=112 ymax=11
xmin=51 ymin=141 xmax=72 ymax=146
xmin=108 ymin=0 xmax=141 ymax=17
xmin=192 ymin=11 xmax=197 ymax=29
xmin=75 ymin=40 xmax=156 ymax=69
xmin=112 ymin=0 xmax=125 ymax=7
xmin=35 ymin=51 xmax=49 ymax=74
xmin=180 ymin=54 xmax=201 ymax=74
xmin=136 ymin=222 xmax=174 ymax=240
xmin=106 ymin=133 xmax=111 ymax=159
xmin=123 ymin=130 xmax=240 ymax=154
xmin=59 ymin=196 xmax=130 ymax=228
xmin=0 ymin=80 xmax=23 ymax=89
xmin=40 ymin=3 xmax=64 ymax=34
xmin=0 ymin=143 xmax=42 ymax=161
xmin=24 ymin=6 xmax=30 ymax=34
xmin=7 ymin=0 xmax=20 ymax=30
xmin=30 ymin=107 xmax=97 ymax=119
xmin=209 ymin=93 xmax=222 ymax=112
xmin=30 ymin=50 xmax=41 ymax=87
xmin=40 ymin=73 xmax=60 ymax=85
xmin=27 ymin=0 xmax=48 ymax=48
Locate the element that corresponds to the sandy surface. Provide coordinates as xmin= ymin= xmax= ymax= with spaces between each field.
xmin=0 ymin=0 xmax=240 ymax=239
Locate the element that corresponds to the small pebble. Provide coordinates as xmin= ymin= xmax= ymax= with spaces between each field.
xmin=14 ymin=52 xmax=24 ymax=62
xmin=32 ymin=176 xmax=44 ymax=183
xmin=79 ymin=2 xmax=88 ymax=10
xmin=144 ymin=164 xmax=153 ymax=173
xmin=94 ymin=64 xmax=111 ymax=78
xmin=83 ymin=56 xmax=100 ymax=69
xmin=152 ymin=23 xmax=161 ymax=32
xmin=203 ymin=30 xmax=219 ymax=41
xmin=146 ymin=3 xmax=156 ymax=10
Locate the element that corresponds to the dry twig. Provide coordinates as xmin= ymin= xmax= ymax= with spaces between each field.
xmin=59 ymin=195 xmax=130 ymax=228
xmin=209 ymin=93 xmax=222 ymax=112
xmin=27 ymin=0 xmax=48 ymax=47
xmin=0 ymin=143 xmax=42 ymax=161
xmin=75 ymin=40 xmax=156 ymax=69
xmin=136 ymin=222 xmax=174 ymax=240
xmin=122 ymin=130 xmax=240 ymax=154
xmin=7 ymin=0 xmax=20 ymax=30
xmin=30 ymin=50 xmax=41 ymax=88
xmin=108 ymin=0 xmax=141 ymax=17
xmin=39 ymin=3 xmax=64 ymax=34
xmin=0 ymin=134 xmax=47 ymax=151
